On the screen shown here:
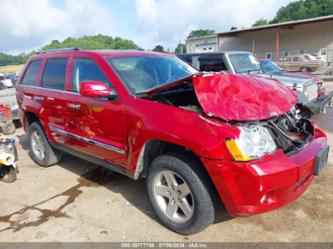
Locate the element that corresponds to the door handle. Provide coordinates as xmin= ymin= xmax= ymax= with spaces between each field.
xmin=67 ymin=103 xmax=81 ymax=110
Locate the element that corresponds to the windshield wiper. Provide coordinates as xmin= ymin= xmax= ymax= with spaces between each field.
xmin=247 ymin=69 xmax=262 ymax=74
xmin=238 ymin=69 xmax=261 ymax=74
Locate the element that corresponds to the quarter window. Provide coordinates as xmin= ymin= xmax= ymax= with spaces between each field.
xmin=22 ymin=60 xmax=42 ymax=86
xmin=71 ymin=58 xmax=110 ymax=92
xmin=42 ymin=58 xmax=68 ymax=90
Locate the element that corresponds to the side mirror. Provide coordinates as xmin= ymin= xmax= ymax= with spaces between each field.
xmin=79 ymin=81 xmax=117 ymax=99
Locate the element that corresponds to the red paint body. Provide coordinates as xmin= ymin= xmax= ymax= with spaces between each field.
xmin=16 ymin=50 xmax=328 ymax=217
xmin=193 ymin=73 xmax=297 ymax=121
xmin=0 ymin=104 xmax=12 ymax=121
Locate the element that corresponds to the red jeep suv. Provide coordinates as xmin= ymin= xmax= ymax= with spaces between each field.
xmin=16 ymin=48 xmax=329 ymax=235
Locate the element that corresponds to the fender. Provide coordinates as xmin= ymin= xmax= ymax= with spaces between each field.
xmin=124 ymin=98 xmax=240 ymax=175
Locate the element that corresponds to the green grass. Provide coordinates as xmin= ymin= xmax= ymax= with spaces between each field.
xmin=0 ymin=64 xmax=24 ymax=73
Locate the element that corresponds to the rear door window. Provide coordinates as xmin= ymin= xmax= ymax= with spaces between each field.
xmin=42 ymin=58 xmax=68 ymax=90
xmin=22 ymin=60 xmax=42 ymax=86
xmin=71 ymin=58 xmax=110 ymax=92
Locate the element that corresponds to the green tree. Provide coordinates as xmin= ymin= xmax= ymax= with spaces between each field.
xmin=270 ymin=0 xmax=333 ymax=24
xmin=230 ymin=26 xmax=238 ymax=30
xmin=175 ymin=43 xmax=186 ymax=54
xmin=252 ymin=18 xmax=268 ymax=27
xmin=0 ymin=53 xmax=28 ymax=67
xmin=152 ymin=45 xmax=164 ymax=52
xmin=0 ymin=34 xmax=140 ymax=67
xmin=187 ymin=29 xmax=215 ymax=38
xmin=42 ymin=34 xmax=139 ymax=50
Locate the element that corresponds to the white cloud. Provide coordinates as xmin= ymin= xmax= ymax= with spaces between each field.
xmin=0 ymin=0 xmax=291 ymax=53
xmin=0 ymin=0 xmax=115 ymax=54
xmin=134 ymin=0 xmax=290 ymax=50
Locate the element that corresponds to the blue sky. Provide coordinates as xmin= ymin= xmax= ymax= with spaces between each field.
xmin=0 ymin=0 xmax=291 ymax=54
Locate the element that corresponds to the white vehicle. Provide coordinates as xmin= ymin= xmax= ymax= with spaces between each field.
xmin=0 ymin=73 xmax=13 ymax=88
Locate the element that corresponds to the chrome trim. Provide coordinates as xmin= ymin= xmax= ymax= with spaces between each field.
xmin=22 ymin=85 xmax=80 ymax=95
xmin=49 ymin=125 xmax=125 ymax=154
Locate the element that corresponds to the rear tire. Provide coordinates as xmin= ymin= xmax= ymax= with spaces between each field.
xmin=28 ymin=122 xmax=62 ymax=167
xmin=146 ymin=153 xmax=216 ymax=235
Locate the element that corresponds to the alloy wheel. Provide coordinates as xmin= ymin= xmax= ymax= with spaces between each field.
xmin=152 ymin=170 xmax=194 ymax=223
xmin=31 ymin=130 xmax=45 ymax=160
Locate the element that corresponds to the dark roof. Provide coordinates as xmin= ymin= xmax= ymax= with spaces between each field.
xmin=217 ymin=15 xmax=333 ymax=36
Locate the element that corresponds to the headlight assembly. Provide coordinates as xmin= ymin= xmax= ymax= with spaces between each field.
xmin=226 ymin=125 xmax=277 ymax=161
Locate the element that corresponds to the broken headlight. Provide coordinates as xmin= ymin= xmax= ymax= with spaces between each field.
xmin=226 ymin=125 xmax=277 ymax=161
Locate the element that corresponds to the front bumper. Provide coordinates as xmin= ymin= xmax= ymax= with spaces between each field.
xmin=202 ymin=129 xmax=328 ymax=217
xmin=305 ymin=91 xmax=333 ymax=114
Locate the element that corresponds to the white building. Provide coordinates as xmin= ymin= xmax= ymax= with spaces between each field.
xmin=185 ymin=15 xmax=333 ymax=66
xmin=186 ymin=35 xmax=217 ymax=53
xmin=217 ymin=15 xmax=333 ymax=65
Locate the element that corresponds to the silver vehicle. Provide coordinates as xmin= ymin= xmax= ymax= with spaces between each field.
xmin=0 ymin=73 xmax=13 ymax=88
xmin=178 ymin=51 xmax=333 ymax=116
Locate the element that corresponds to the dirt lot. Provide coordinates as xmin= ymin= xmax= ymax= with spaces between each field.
xmin=0 ymin=83 xmax=332 ymax=242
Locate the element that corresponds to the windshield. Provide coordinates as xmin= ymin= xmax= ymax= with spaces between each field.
xmin=260 ymin=60 xmax=284 ymax=74
xmin=106 ymin=55 xmax=197 ymax=94
xmin=228 ymin=53 xmax=260 ymax=73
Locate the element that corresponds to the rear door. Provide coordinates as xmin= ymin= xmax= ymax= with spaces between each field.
xmin=40 ymin=57 xmax=72 ymax=144
xmin=16 ymin=59 xmax=43 ymax=126
xmin=63 ymin=57 xmax=128 ymax=166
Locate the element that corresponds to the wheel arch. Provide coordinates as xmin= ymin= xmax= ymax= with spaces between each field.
xmin=24 ymin=111 xmax=40 ymax=130
xmin=138 ymin=139 xmax=224 ymax=217
xmin=134 ymin=140 xmax=221 ymax=204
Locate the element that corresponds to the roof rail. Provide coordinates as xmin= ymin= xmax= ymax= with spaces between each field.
xmin=36 ymin=47 xmax=80 ymax=54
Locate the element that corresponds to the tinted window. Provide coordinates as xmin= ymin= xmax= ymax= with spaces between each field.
xmin=72 ymin=58 xmax=110 ymax=92
xmin=22 ymin=60 xmax=42 ymax=85
xmin=292 ymin=57 xmax=301 ymax=62
xmin=228 ymin=53 xmax=260 ymax=73
xmin=198 ymin=56 xmax=227 ymax=72
xmin=42 ymin=58 xmax=68 ymax=90
xmin=260 ymin=60 xmax=283 ymax=74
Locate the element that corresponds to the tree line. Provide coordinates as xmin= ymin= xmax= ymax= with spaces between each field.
xmin=0 ymin=34 xmax=139 ymax=67
xmin=252 ymin=0 xmax=333 ymax=27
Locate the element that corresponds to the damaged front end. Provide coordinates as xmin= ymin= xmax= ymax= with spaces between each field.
xmin=266 ymin=108 xmax=313 ymax=156
xmin=225 ymin=108 xmax=314 ymax=162
xmin=143 ymin=73 xmax=316 ymax=161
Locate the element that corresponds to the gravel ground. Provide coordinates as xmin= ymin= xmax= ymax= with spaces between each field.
xmin=0 ymin=83 xmax=332 ymax=242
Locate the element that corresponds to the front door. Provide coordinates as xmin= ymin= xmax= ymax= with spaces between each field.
xmin=64 ymin=57 xmax=128 ymax=167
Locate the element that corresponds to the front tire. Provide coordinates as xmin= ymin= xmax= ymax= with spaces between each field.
xmin=28 ymin=122 xmax=62 ymax=167
xmin=147 ymin=153 xmax=216 ymax=235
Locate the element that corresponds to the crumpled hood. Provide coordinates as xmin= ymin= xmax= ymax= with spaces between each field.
xmin=193 ymin=73 xmax=297 ymax=121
